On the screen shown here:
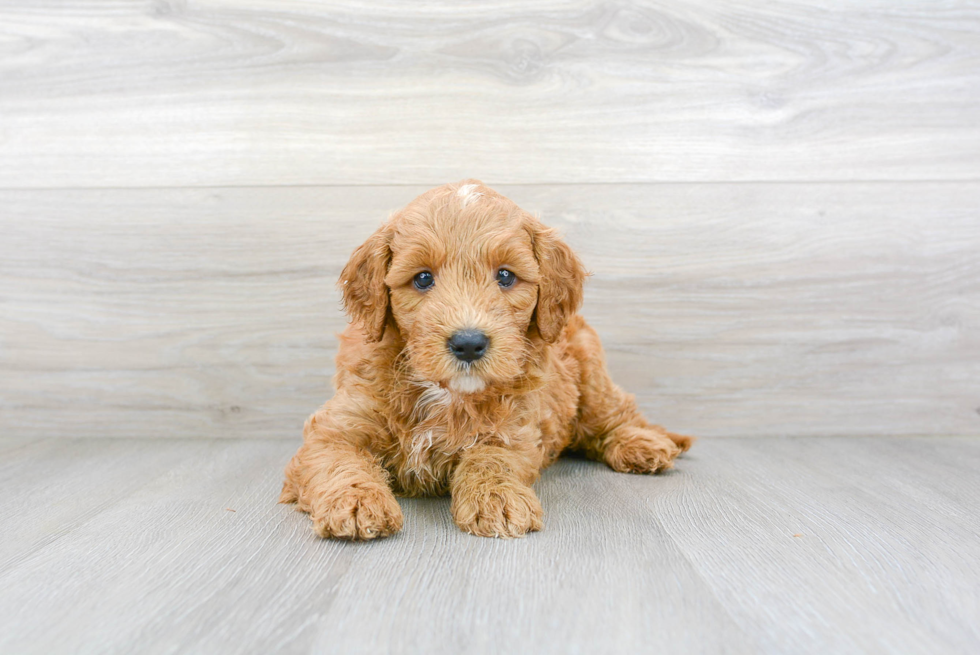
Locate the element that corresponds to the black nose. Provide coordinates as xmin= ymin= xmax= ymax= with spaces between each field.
xmin=448 ymin=330 xmax=489 ymax=363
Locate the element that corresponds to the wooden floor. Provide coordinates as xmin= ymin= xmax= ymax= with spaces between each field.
xmin=1 ymin=436 xmax=978 ymax=654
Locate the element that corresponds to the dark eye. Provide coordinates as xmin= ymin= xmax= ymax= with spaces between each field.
xmin=413 ymin=271 xmax=434 ymax=290
xmin=496 ymin=268 xmax=517 ymax=288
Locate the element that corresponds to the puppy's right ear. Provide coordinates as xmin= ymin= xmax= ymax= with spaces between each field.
xmin=338 ymin=222 xmax=392 ymax=343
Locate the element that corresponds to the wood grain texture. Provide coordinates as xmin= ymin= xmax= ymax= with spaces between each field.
xmin=1 ymin=1 xmax=979 ymax=187
xmin=0 ymin=438 xmax=214 ymax=572
xmin=0 ymin=436 xmax=977 ymax=654
xmin=3 ymin=183 xmax=978 ymax=439
xmin=655 ymin=437 xmax=980 ymax=654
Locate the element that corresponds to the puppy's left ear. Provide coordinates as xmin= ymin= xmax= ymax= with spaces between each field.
xmin=338 ymin=222 xmax=393 ymax=343
xmin=526 ymin=216 xmax=588 ymax=343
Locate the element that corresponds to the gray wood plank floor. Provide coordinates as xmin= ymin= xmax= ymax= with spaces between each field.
xmin=1 ymin=436 xmax=977 ymax=654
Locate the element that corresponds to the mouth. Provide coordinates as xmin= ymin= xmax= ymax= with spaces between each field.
xmin=447 ymin=372 xmax=486 ymax=394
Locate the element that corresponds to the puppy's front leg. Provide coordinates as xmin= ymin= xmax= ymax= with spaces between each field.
xmin=450 ymin=445 xmax=544 ymax=538
xmin=280 ymin=400 xmax=402 ymax=540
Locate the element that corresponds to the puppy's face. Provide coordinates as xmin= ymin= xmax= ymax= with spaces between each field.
xmin=340 ymin=181 xmax=585 ymax=394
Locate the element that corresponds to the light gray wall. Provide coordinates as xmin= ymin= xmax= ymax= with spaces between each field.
xmin=1 ymin=1 xmax=978 ymax=438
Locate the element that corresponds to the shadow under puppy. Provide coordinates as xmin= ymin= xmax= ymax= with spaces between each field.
xmin=281 ymin=180 xmax=693 ymax=539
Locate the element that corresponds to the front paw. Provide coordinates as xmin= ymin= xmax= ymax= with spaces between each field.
xmin=603 ymin=427 xmax=682 ymax=474
xmin=452 ymin=482 xmax=544 ymax=538
xmin=309 ymin=484 xmax=403 ymax=541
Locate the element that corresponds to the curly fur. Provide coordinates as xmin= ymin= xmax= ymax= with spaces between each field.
xmin=281 ymin=180 xmax=694 ymax=539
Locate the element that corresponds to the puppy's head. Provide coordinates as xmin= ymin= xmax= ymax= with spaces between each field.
xmin=340 ymin=180 xmax=586 ymax=394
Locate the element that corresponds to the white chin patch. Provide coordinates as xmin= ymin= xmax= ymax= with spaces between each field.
xmin=448 ymin=375 xmax=486 ymax=394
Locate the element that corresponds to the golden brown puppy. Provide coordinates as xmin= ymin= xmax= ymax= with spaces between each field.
xmin=280 ymin=180 xmax=693 ymax=539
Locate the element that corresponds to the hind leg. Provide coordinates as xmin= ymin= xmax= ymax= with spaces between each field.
xmin=565 ymin=317 xmax=694 ymax=474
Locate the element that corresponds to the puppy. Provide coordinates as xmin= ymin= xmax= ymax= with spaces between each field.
xmin=280 ymin=180 xmax=693 ymax=539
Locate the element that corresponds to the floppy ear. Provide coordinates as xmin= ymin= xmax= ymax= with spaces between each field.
xmin=338 ymin=223 xmax=393 ymax=343
xmin=526 ymin=217 xmax=587 ymax=343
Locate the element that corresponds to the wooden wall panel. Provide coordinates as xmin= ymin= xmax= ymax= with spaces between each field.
xmin=3 ymin=183 xmax=977 ymax=438
xmin=1 ymin=1 xmax=978 ymax=187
